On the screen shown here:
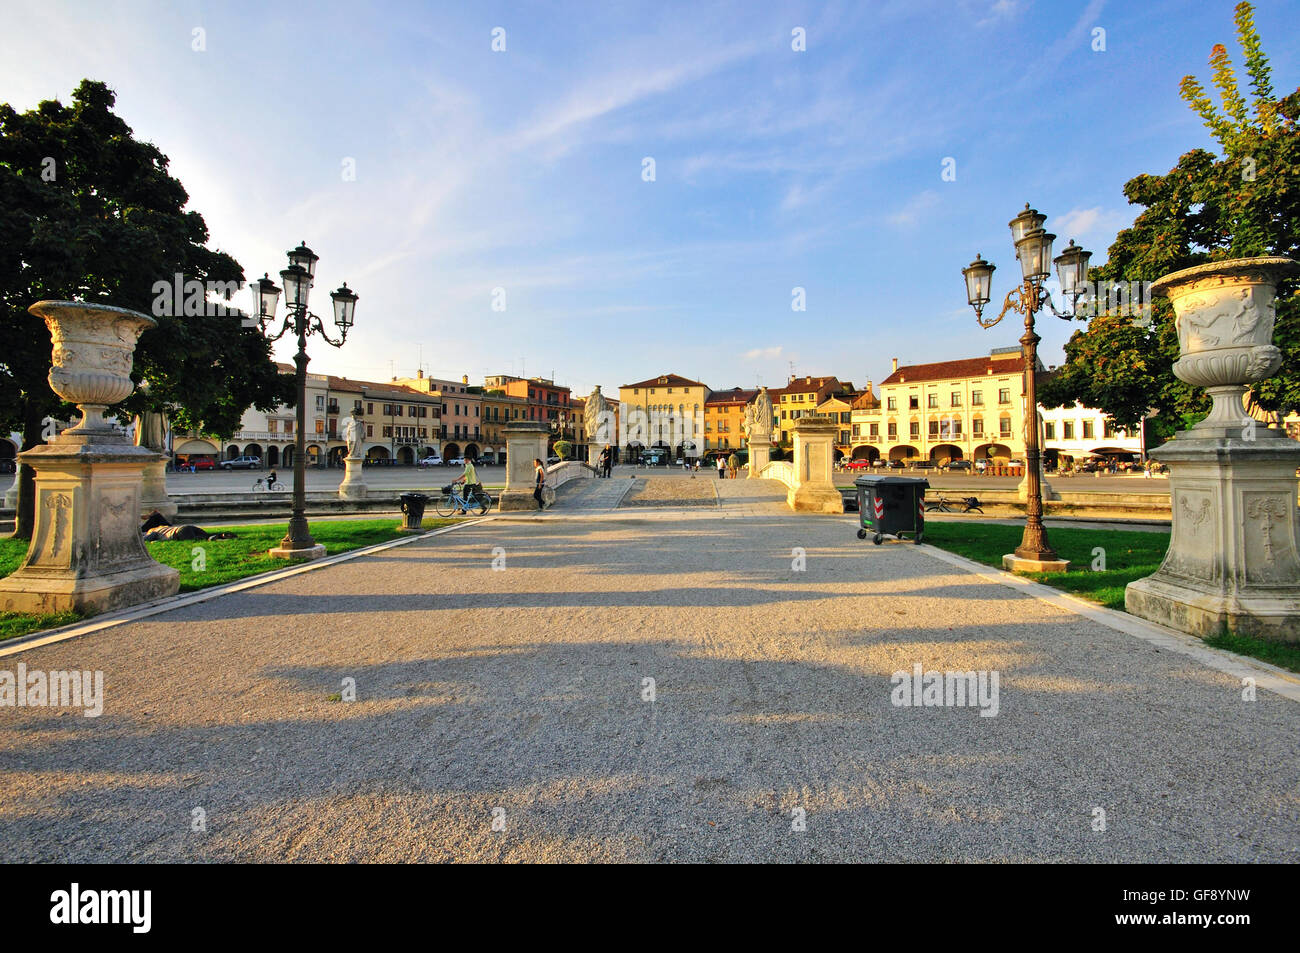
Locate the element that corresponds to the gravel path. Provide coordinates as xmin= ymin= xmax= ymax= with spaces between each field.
xmin=0 ymin=512 xmax=1295 ymax=862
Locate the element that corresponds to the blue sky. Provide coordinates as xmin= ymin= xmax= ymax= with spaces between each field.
xmin=4 ymin=0 xmax=1298 ymax=398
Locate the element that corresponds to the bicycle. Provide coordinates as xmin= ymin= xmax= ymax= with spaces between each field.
xmin=253 ymin=477 xmax=286 ymax=491
xmin=435 ymin=483 xmax=492 ymax=517
xmin=924 ymin=495 xmax=984 ymax=514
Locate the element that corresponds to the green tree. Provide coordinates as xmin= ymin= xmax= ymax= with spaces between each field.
xmin=553 ymin=440 xmax=574 ymax=460
xmin=1039 ymin=2 xmax=1299 ymax=440
xmin=0 ymin=80 xmax=293 ymax=537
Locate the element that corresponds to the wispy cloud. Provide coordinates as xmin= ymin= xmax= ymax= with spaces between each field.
xmin=888 ymin=190 xmax=942 ymax=226
xmin=1052 ymin=206 xmax=1128 ymax=245
xmin=743 ymin=346 xmax=783 ymax=361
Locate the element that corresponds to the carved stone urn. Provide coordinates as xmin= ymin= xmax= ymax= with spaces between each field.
xmin=39 ymin=301 xmax=158 ymax=437
xmin=0 ymin=301 xmax=179 ymax=615
xmin=1126 ymin=257 xmax=1300 ymax=641
xmin=1160 ymin=257 xmax=1294 ymax=436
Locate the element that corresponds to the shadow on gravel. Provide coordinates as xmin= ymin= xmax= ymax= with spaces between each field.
xmin=0 ymin=618 xmax=1290 ymax=863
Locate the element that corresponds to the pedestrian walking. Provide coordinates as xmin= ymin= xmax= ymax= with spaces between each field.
xmin=727 ymin=452 xmax=740 ymax=479
xmin=716 ymin=456 xmax=726 ymax=479
xmin=601 ymin=445 xmax=613 ymax=478
xmin=533 ymin=458 xmax=547 ymax=509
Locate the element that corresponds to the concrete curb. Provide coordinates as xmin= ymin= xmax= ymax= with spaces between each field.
xmin=0 ymin=518 xmax=487 ymax=659
xmin=917 ymin=543 xmax=1300 ymax=704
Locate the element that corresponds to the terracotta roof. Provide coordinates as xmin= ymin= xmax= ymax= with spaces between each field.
xmin=880 ymin=354 xmax=1024 ymax=386
xmin=324 ymin=375 xmax=433 ymax=400
xmin=705 ymin=387 xmax=757 ymax=406
xmin=782 ymin=375 xmax=841 ymax=394
xmin=622 ymin=373 xmax=710 ymax=389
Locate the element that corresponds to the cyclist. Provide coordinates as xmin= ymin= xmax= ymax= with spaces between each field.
xmin=452 ymin=458 xmax=480 ymax=512
xmin=267 ymin=468 xmax=278 ymax=488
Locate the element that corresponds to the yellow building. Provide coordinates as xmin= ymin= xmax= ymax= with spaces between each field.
xmin=618 ymin=373 xmax=710 ymax=462
xmin=864 ymin=349 xmax=1032 ymax=465
xmin=815 ymin=393 xmax=856 ymax=461
xmin=774 ymin=376 xmax=850 ymax=446
xmin=703 ymin=387 xmax=756 ymax=458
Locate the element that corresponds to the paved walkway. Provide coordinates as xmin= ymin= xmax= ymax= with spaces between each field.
xmin=528 ymin=474 xmax=789 ymax=520
xmin=0 ymin=501 xmax=1296 ymax=862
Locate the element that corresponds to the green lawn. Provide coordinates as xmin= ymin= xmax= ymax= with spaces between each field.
xmin=920 ymin=522 xmax=1168 ymax=610
xmin=922 ymin=521 xmax=1300 ymax=673
xmin=0 ymin=517 xmax=455 ymax=641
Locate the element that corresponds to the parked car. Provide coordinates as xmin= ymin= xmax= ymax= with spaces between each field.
xmin=844 ymin=458 xmax=873 ymax=470
xmin=946 ymin=459 xmax=973 ymax=471
xmin=886 ymin=460 xmax=906 ymax=469
xmin=221 ymin=456 xmax=261 ymax=470
xmin=417 ymin=454 xmax=444 ymax=468
xmin=447 ymin=456 xmax=466 ymax=466
xmin=179 ymin=457 xmax=216 ymax=471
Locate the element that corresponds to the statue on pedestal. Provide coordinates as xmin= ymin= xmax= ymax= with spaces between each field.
xmin=752 ymin=387 xmax=772 ymax=435
xmin=584 ymin=385 xmax=610 ymax=441
xmin=341 ymin=412 xmax=363 ymax=459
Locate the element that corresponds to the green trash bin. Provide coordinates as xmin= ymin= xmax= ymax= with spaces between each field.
xmin=854 ymin=474 xmax=928 ymax=545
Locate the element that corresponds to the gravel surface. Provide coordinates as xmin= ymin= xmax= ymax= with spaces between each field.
xmin=622 ymin=477 xmax=719 ymax=506
xmin=0 ymin=513 xmax=1295 ymax=862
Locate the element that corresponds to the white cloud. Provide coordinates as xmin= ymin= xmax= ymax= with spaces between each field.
xmin=888 ymin=190 xmax=941 ymax=226
xmin=1052 ymin=206 xmax=1128 ymax=245
xmin=743 ymin=346 xmax=783 ymax=360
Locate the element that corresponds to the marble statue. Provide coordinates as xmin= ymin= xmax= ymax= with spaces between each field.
xmin=342 ymin=413 xmax=363 ymax=458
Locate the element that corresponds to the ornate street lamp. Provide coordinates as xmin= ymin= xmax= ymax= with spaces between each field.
xmin=253 ymin=241 xmax=358 ymax=560
xmin=962 ymin=205 xmax=1090 ymax=571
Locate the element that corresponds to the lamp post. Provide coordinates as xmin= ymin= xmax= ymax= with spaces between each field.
xmin=962 ymin=205 xmax=1090 ymax=572
xmin=253 ymin=241 xmax=358 ymax=560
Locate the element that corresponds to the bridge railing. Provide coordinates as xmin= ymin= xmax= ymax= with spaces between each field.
xmin=757 ymin=460 xmax=794 ymax=488
xmin=547 ymin=460 xmax=597 ymax=489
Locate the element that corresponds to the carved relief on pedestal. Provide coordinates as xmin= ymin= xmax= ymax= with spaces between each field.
xmin=1242 ymin=494 xmax=1295 ymax=585
xmin=32 ymin=490 xmax=74 ymax=568
xmin=95 ymin=488 xmax=142 ymax=569
xmin=1179 ymin=494 xmax=1211 ymax=531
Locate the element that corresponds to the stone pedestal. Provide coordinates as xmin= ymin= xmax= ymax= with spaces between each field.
xmin=1125 ymin=256 xmax=1300 ymax=642
xmin=747 ymin=431 xmax=772 ymax=478
xmin=0 ymin=441 xmax=180 ymax=614
xmin=1125 ymin=430 xmax=1300 ymax=641
xmin=1003 ymin=553 xmax=1070 ymax=573
xmin=338 ymin=455 xmax=368 ymax=500
xmin=1017 ymin=463 xmax=1059 ymax=502
xmin=0 ymin=300 xmax=178 ymax=614
xmin=790 ymin=417 xmax=843 ymax=514
xmin=268 ymin=539 xmax=326 ymax=560
xmin=139 ymin=457 xmax=177 ymax=519
xmin=500 ymin=422 xmax=552 ymax=511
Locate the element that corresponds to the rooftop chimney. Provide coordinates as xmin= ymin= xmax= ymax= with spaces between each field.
xmin=462 ymin=374 xmax=468 ymax=384
xmin=891 ymin=358 xmax=898 ymax=373
xmin=418 ymin=368 xmax=424 ymax=379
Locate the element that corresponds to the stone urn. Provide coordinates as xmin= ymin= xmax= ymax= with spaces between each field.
xmin=0 ymin=301 xmax=178 ymax=615
xmin=1155 ymin=256 xmax=1297 ymax=437
xmin=33 ymin=300 xmax=157 ymax=437
xmin=1125 ymin=256 xmax=1300 ymax=642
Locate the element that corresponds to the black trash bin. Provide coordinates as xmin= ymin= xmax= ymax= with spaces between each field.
xmin=399 ymin=492 xmax=428 ymax=531
xmin=854 ymin=474 xmax=928 ymax=545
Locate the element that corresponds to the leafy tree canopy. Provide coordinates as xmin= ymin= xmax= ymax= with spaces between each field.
xmin=1039 ymin=2 xmax=1299 ymax=440
xmin=0 ymin=79 xmax=293 ymax=442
